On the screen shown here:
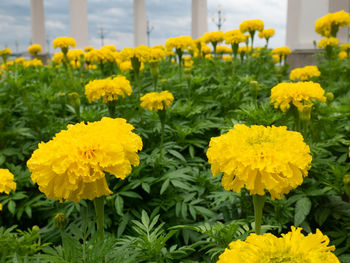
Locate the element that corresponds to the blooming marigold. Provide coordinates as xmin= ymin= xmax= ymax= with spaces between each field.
xmin=217 ymin=226 xmax=339 ymax=263
xmin=85 ymin=75 xmax=132 ymax=103
xmin=340 ymin=43 xmax=350 ymax=52
xmin=224 ymin=30 xmax=247 ymax=45
xmin=165 ymin=36 xmax=193 ymax=52
xmin=270 ymin=81 xmax=326 ymax=112
xmin=315 ymin=10 xmax=350 ymax=37
xmin=289 ymin=65 xmax=321 ymax=81
xmin=28 ymin=44 xmax=42 ymax=55
xmin=67 ymin=49 xmax=84 ymax=62
xmin=27 ymin=117 xmax=143 ymax=202
xmin=216 ymin=46 xmax=232 ymax=54
xmin=84 ymin=46 xmax=94 ymax=52
xmin=239 ymin=19 xmax=264 ymax=33
xmin=271 ymin=46 xmax=292 ymax=57
xmin=339 ymin=50 xmax=348 ymax=60
xmin=52 ymin=37 xmax=76 ymax=50
xmin=0 ymin=169 xmax=16 ymax=195
xmin=202 ymin=31 xmax=225 ymax=44
xmin=318 ymin=37 xmax=339 ymax=49
xmin=119 ymin=45 xmax=151 ymax=63
xmin=258 ymin=28 xmax=275 ymax=39
xmin=206 ymin=124 xmax=311 ymax=199
xmin=52 ymin=52 xmax=64 ymax=64
xmin=0 ymin=48 xmax=11 ymax=56
xmin=140 ymin=91 xmax=174 ymax=112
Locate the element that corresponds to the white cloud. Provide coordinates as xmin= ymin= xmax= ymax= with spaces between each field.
xmin=46 ymin=20 xmax=66 ymax=30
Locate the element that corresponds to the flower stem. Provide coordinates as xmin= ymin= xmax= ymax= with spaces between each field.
xmin=158 ymin=110 xmax=166 ymax=163
xmin=93 ymin=196 xmax=105 ymax=241
xmin=253 ymin=194 xmax=266 ymax=235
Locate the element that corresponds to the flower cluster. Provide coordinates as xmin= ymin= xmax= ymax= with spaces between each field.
xmin=318 ymin=37 xmax=339 ymax=49
xmin=340 ymin=43 xmax=350 ymax=52
xmin=0 ymin=169 xmax=16 ymax=195
xmin=202 ymin=31 xmax=224 ymax=44
xmin=224 ymin=30 xmax=247 ymax=45
xmin=0 ymin=48 xmax=11 ymax=56
xmin=67 ymin=49 xmax=84 ymax=62
xmin=271 ymin=46 xmax=292 ymax=58
xmin=289 ymin=65 xmax=321 ymax=81
xmin=119 ymin=45 xmax=151 ymax=63
xmin=258 ymin=28 xmax=275 ymax=40
xmin=270 ymin=81 xmax=326 ymax=112
xmin=140 ymin=90 xmax=174 ymax=112
xmin=27 ymin=117 xmax=143 ymax=202
xmin=52 ymin=37 xmax=77 ymax=50
xmin=239 ymin=19 xmax=264 ymax=33
xmin=28 ymin=44 xmax=42 ymax=55
xmin=216 ymin=46 xmax=232 ymax=54
xmin=165 ymin=36 xmax=193 ymax=52
xmin=207 ymin=124 xmax=311 ymax=200
xmin=85 ymin=75 xmax=132 ymax=103
xmin=218 ymin=227 xmax=339 ymax=263
xmin=339 ymin=51 xmax=348 ymax=60
xmin=315 ymin=10 xmax=350 ymax=37
xmin=149 ymin=47 xmax=166 ymax=62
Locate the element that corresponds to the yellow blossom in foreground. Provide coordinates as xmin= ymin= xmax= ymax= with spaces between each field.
xmin=217 ymin=227 xmax=339 ymax=263
xmin=67 ymin=49 xmax=84 ymax=62
xmin=165 ymin=36 xmax=193 ymax=52
xmin=339 ymin=51 xmax=348 ymax=60
xmin=84 ymin=46 xmax=94 ymax=52
xmin=289 ymin=65 xmax=321 ymax=81
xmin=119 ymin=45 xmax=151 ymax=63
xmin=23 ymin=58 xmax=43 ymax=67
xmin=216 ymin=46 xmax=232 ymax=54
xmin=140 ymin=90 xmax=174 ymax=112
xmin=271 ymin=46 xmax=292 ymax=58
xmin=52 ymin=52 xmax=64 ymax=64
xmin=103 ymin=45 xmax=117 ymax=52
xmin=224 ymin=29 xmax=247 ymax=45
xmin=258 ymin=28 xmax=275 ymax=40
xmin=270 ymin=81 xmax=326 ymax=112
xmin=222 ymin=55 xmax=232 ymax=62
xmin=239 ymin=19 xmax=264 ymax=33
xmin=0 ymin=48 xmax=11 ymax=56
xmin=315 ymin=10 xmax=350 ymax=37
xmin=202 ymin=31 xmax=224 ymax=44
xmin=27 ymin=117 xmax=142 ymax=202
xmin=272 ymin=54 xmax=280 ymax=63
xmin=52 ymin=37 xmax=76 ymax=50
xmin=340 ymin=43 xmax=350 ymax=52
xmin=0 ymin=169 xmax=16 ymax=194
xmin=85 ymin=75 xmax=132 ymax=103
xmin=238 ymin=46 xmax=252 ymax=54
xmin=207 ymin=124 xmax=311 ymax=199
xmin=28 ymin=44 xmax=42 ymax=55
xmin=318 ymin=37 xmax=339 ymax=49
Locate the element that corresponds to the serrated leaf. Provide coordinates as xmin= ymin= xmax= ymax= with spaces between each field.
xmin=141 ymin=210 xmax=150 ymax=228
xmin=294 ymin=197 xmax=311 ymax=226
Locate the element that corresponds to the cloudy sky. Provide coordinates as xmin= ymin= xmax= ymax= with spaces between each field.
xmin=0 ymin=0 xmax=287 ymax=54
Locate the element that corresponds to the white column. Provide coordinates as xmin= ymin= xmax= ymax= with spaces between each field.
xmin=70 ymin=0 xmax=89 ymax=49
xmin=192 ymin=0 xmax=208 ymax=40
xmin=286 ymin=0 xmax=329 ymax=50
xmin=30 ymin=0 xmax=46 ymax=54
xmin=134 ymin=0 xmax=147 ymax=47
xmin=329 ymin=0 xmax=350 ymax=43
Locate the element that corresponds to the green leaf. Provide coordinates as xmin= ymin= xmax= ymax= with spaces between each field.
xmin=142 ymin=183 xmax=150 ymax=193
xmin=115 ymin=195 xmax=124 ymax=215
xmin=160 ymin=179 xmax=170 ymax=195
xmin=141 ymin=210 xmax=150 ymax=228
xmin=8 ymin=200 xmax=16 ymax=215
xmin=294 ymin=197 xmax=312 ymax=226
xmin=168 ymin=149 xmax=186 ymax=162
xmin=120 ymin=191 xmax=142 ymax=199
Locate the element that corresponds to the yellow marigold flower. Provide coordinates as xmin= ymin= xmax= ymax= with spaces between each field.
xmin=207 ymin=124 xmax=311 ymax=199
xmin=52 ymin=52 xmax=64 ymax=64
xmin=271 ymin=46 xmax=292 ymax=57
xmin=184 ymin=59 xmax=193 ymax=67
xmin=202 ymin=31 xmax=224 ymax=44
xmin=218 ymin=226 xmax=339 ymax=263
xmin=23 ymin=58 xmax=43 ymax=67
xmin=67 ymin=49 xmax=84 ymax=62
xmin=86 ymin=64 xmax=97 ymax=70
xmin=315 ymin=10 xmax=350 ymax=37
xmin=52 ymin=37 xmax=76 ymax=50
xmin=1 ymin=61 xmax=14 ymax=70
xmin=339 ymin=50 xmax=348 ymax=60
xmin=15 ymin=57 xmax=25 ymax=64
xmin=0 ymin=169 xmax=16 ymax=194
xmin=103 ymin=45 xmax=117 ymax=52
xmin=165 ymin=36 xmax=193 ymax=52
xmin=272 ymin=54 xmax=280 ymax=63
xmin=224 ymin=29 xmax=247 ymax=45
xmin=119 ymin=45 xmax=151 ymax=63
xmin=28 ymin=44 xmax=42 ymax=55
xmin=216 ymin=46 xmax=232 ymax=54
xmin=270 ymin=81 xmax=326 ymax=112
xmin=85 ymin=75 xmax=132 ymax=103
xmin=149 ymin=47 xmax=166 ymax=62
xmin=289 ymin=65 xmax=321 ymax=81
xmin=238 ymin=46 xmax=252 ymax=54
xmin=0 ymin=48 xmax=11 ymax=56
xmin=140 ymin=90 xmax=174 ymax=112
xmin=205 ymin=53 xmax=213 ymax=59
xmin=84 ymin=46 xmax=94 ymax=52
xmin=239 ymin=19 xmax=264 ymax=33
xmin=27 ymin=117 xmax=142 ymax=202
xmin=201 ymin=44 xmax=212 ymax=54
xmin=318 ymin=37 xmax=339 ymax=49
xmin=222 ymin=55 xmax=232 ymax=62
xmin=258 ymin=28 xmax=275 ymax=40
xmin=340 ymin=43 xmax=350 ymax=52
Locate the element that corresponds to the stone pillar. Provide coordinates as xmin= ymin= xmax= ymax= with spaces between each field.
xmin=192 ymin=0 xmax=208 ymax=40
xmin=134 ymin=0 xmax=147 ymax=47
xmin=30 ymin=0 xmax=46 ymax=54
xmin=329 ymin=0 xmax=350 ymax=43
xmin=70 ymin=0 xmax=89 ymax=49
